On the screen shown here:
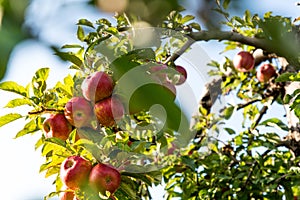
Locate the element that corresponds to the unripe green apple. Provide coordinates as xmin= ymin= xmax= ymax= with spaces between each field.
xmin=233 ymin=51 xmax=255 ymax=72
xmin=89 ymin=163 xmax=121 ymax=196
xmin=256 ymin=63 xmax=276 ymax=82
xmin=81 ymin=71 xmax=114 ymax=103
xmin=94 ymin=97 xmax=124 ymax=127
xmin=64 ymin=97 xmax=94 ymax=128
xmin=43 ymin=113 xmax=73 ymax=141
xmin=60 ymin=155 xmax=93 ymax=190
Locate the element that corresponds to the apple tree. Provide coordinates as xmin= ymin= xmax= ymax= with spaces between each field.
xmin=1 ymin=0 xmax=300 ymax=199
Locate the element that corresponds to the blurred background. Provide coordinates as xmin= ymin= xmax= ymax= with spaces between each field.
xmin=0 ymin=0 xmax=299 ymax=199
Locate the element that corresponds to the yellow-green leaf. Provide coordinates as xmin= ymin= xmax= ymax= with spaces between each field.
xmin=0 ymin=81 xmax=27 ymax=97
xmin=15 ymin=119 xmax=38 ymax=138
xmin=0 ymin=113 xmax=23 ymax=128
xmin=5 ymin=98 xmax=32 ymax=108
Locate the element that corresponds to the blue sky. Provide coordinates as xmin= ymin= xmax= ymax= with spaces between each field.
xmin=0 ymin=1 xmax=299 ymax=199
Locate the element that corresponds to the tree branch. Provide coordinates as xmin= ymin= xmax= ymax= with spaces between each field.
xmin=189 ymin=31 xmax=268 ymax=51
xmin=189 ymin=30 xmax=299 ymax=67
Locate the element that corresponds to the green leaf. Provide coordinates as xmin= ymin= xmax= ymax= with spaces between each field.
xmin=222 ymin=0 xmax=231 ymax=9
xmin=222 ymin=105 xmax=235 ymax=120
xmin=276 ymin=72 xmax=297 ymax=82
xmin=77 ymin=19 xmax=95 ymax=28
xmin=0 ymin=113 xmax=23 ymax=128
xmin=180 ymin=15 xmax=195 ymax=24
xmin=189 ymin=22 xmax=201 ymax=31
xmin=224 ymin=127 xmax=235 ymax=135
xmin=54 ymin=51 xmax=83 ymax=67
xmin=77 ymin=26 xmax=85 ymax=41
xmin=110 ymin=48 xmax=155 ymax=81
xmin=15 ymin=119 xmax=38 ymax=138
xmin=105 ymin=27 xmax=118 ymax=35
xmin=181 ymin=155 xmax=196 ymax=169
xmin=259 ymin=118 xmax=289 ymax=131
xmin=45 ymin=137 xmax=66 ymax=148
xmin=294 ymin=104 xmax=300 ymax=119
xmin=244 ymin=10 xmax=251 ymax=24
xmin=32 ymin=68 xmax=49 ymax=97
xmin=0 ymin=81 xmax=27 ymax=97
xmin=35 ymin=67 xmax=49 ymax=80
xmin=61 ymin=44 xmax=83 ymax=49
xmin=5 ymin=98 xmax=32 ymax=108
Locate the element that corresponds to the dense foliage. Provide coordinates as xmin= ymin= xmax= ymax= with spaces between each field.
xmin=1 ymin=0 xmax=300 ymax=199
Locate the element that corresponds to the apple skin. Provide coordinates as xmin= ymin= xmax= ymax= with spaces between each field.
xmin=94 ymin=97 xmax=124 ymax=127
xmin=60 ymin=155 xmax=93 ymax=190
xmin=149 ymin=64 xmax=168 ymax=72
xmin=233 ymin=51 xmax=255 ymax=72
xmin=59 ymin=189 xmax=78 ymax=200
xmin=256 ymin=63 xmax=276 ymax=82
xmin=89 ymin=163 xmax=121 ymax=195
xmin=81 ymin=71 xmax=115 ymax=103
xmin=174 ymin=65 xmax=187 ymax=85
xmin=43 ymin=113 xmax=73 ymax=140
xmin=64 ymin=97 xmax=94 ymax=128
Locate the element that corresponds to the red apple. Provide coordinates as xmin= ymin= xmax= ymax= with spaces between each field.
xmin=233 ymin=51 xmax=255 ymax=72
xmin=64 ymin=97 xmax=94 ymax=128
xmin=60 ymin=155 xmax=93 ymax=190
xmin=89 ymin=163 xmax=121 ymax=195
xmin=256 ymin=63 xmax=276 ymax=82
xmin=43 ymin=113 xmax=73 ymax=140
xmin=149 ymin=64 xmax=169 ymax=83
xmin=174 ymin=65 xmax=187 ymax=85
xmin=81 ymin=71 xmax=114 ymax=103
xmin=94 ymin=97 xmax=124 ymax=127
xmin=59 ymin=189 xmax=78 ymax=200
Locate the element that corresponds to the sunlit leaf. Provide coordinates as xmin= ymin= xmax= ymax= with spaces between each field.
xmin=54 ymin=51 xmax=83 ymax=67
xmin=77 ymin=19 xmax=95 ymax=28
xmin=0 ymin=113 xmax=23 ymax=128
xmin=5 ymin=98 xmax=32 ymax=108
xmin=259 ymin=118 xmax=289 ymax=131
xmin=0 ymin=81 xmax=27 ymax=97
xmin=77 ymin=26 xmax=85 ymax=41
xmin=15 ymin=119 xmax=39 ymax=138
xmin=180 ymin=15 xmax=195 ymax=24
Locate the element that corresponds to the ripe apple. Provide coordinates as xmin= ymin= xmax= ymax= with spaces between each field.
xmin=64 ymin=97 xmax=94 ymax=128
xmin=256 ymin=63 xmax=276 ymax=82
xmin=59 ymin=188 xmax=78 ymax=200
xmin=233 ymin=51 xmax=255 ymax=72
xmin=94 ymin=97 xmax=124 ymax=127
xmin=89 ymin=163 xmax=121 ymax=195
xmin=149 ymin=64 xmax=168 ymax=72
xmin=60 ymin=155 xmax=93 ymax=190
xmin=149 ymin=64 xmax=169 ymax=83
xmin=43 ymin=113 xmax=73 ymax=141
xmin=174 ymin=65 xmax=187 ymax=85
xmin=81 ymin=71 xmax=114 ymax=103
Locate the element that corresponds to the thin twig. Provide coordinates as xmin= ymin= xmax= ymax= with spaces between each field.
xmin=28 ymin=106 xmax=64 ymax=115
xmin=237 ymin=99 xmax=262 ymax=110
xmin=164 ymin=37 xmax=195 ymax=64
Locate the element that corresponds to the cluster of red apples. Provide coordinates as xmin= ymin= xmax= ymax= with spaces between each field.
xmin=233 ymin=51 xmax=277 ymax=82
xmin=43 ymin=71 xmax=124 ymax=199
xmin=41 ymin=64 xmax=187 ymax=199
xmin=43 ymin=71 xmax=124 ymax=141
xmin=59 ymin=155 xmax=121 ymax=200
